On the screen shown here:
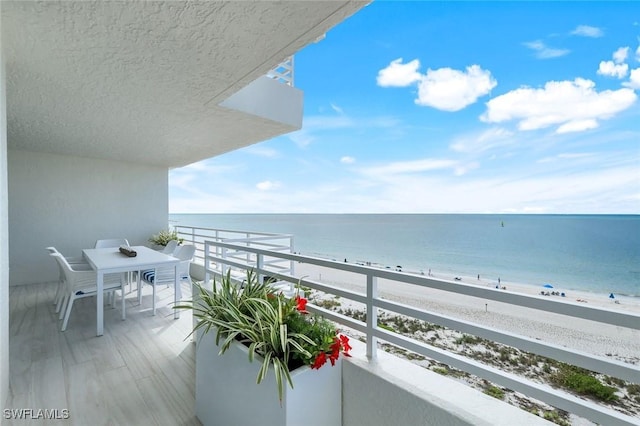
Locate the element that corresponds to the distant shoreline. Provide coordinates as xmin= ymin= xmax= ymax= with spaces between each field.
xmin=297 ymin=252 xmax=640 ymax=301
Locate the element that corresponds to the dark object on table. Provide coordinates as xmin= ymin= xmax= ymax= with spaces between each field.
xmin=119 ymin=245 xmax=137 ymax=257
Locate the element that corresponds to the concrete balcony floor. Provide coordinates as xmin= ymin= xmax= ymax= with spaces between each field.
xmin=6 ymin=280 xmax=200 ymax=425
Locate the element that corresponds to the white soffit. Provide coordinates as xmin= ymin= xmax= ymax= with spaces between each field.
xmin=1 ymin=1 xmax=369 ymax=168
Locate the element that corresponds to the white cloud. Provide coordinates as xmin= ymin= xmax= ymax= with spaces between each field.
xmin=453 ymin=162 xmax=479 ymax=176
xmin=340 ymin=156 xmax=356 ymax=164
xmin=377 ymin=59 xmax=496 ymax=111
xmin=376 ymin=58 xmax=421 ymax=87
xmin=242 ymin=145 xmax=279 ymax=158
xmin=613 ymin=47 xmax=630 ymax=63
xmin=360 ymin=158 xmax=459 ymax=176
xmin=170 ymin=149 xmax=640 ymax=214
xmin=598 ymin=47 xmax=631 ymax=79
xmin=538 ymin=153 xmax=595 ymax=163
xmin=571 ymin=25 xmax=604 ymax=38
xmin=481 ymin=78 xmax=637 ymax=133
xmin=523 ymin=40 xmax=570 ymax=59
xmin=450 ymin=127 xmax=514 ymax=153
xmin=556 ymin=119 xmax=599 ymax=134
xmin=597 ymin=61 xmax=629 ymax=79
xmin=330 ymin=103 xmax=344 ymax=114
xmin=415 ymin=65 xmax=497 ymax=111
xmin=256 ymin=180 xmax=280 ymax=191
xmin=636 ymin=45 xmax=640 ymax=61
xmin=623 ymin=68 xmax=640 ymax=89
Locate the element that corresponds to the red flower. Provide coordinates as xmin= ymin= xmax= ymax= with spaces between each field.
xmin=328 ymin=340 xmax=339 ymax=366
xmin=295 ymin=296 xmax=308 ymax=313
xmin=311 ymin=351 xmax=327 ymax=369
xmin=339 ymin=334 xmax=352 ymax=356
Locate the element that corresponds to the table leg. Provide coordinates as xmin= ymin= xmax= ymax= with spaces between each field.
xmin=97 ymin=270 xmax=104 ymax=336
xmin=174 ymin=264 xmax=180 ymax=319
xmin=137 ymin=270 xmax=142 ymax=305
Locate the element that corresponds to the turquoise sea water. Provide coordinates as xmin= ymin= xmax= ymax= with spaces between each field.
xmin=169 ymin=214 xmax=640 ymax=297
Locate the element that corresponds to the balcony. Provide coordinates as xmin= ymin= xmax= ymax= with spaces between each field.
xmin=6 ymin=226 xmax=639 ymax=425
xmin=4 ymin=273 xmax=544 ymax=425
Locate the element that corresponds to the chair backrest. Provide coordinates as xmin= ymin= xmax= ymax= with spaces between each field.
xmin=146 ymin=245 xmax=195 ymax=284
xmin=50 ymin=252 xmax=73 ymax=278
xmin=174 ymin=244 xmax=195 ymax=261
xmin=95 ymin=238 xmax=129 ymax=248
xmin=175 ymin=245 xmax=196 ymax=277
xmin=161 ymin=240 xmax=179 ymax=254
xmin=48 ymin=250 xmax=66 ymax=281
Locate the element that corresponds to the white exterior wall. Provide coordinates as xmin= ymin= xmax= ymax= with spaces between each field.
xmin=7 ymin=150 xmax=168 ymax=286
xmin=1 ymin=3 xmax=10 ymax=407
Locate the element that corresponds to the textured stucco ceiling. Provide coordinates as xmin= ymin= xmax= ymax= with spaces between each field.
xmin=1 ymin=1 xmax=368 ymax=168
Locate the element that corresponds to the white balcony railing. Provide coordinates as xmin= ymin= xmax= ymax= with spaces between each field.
xmin=197 ymin=237 xmax=640 ymax=426
xmin=266 ymin=56 xmax=294 ymax=86
xmin=174 ymin=225 xmax=295 ymax=281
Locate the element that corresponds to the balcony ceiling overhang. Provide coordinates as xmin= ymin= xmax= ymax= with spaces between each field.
xmin=2 ymin=1 xmax=368 ymax=168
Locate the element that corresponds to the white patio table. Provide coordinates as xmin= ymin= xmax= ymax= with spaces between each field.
xmin=83 ymin=245 xmax=180 ymax=336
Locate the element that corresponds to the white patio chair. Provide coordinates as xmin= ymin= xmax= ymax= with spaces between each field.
xmin=51 ymin=252 xmax=126 ymax=332
xmin=134 ymin=239 xmax=179 ymax=293
xmin=138 ymin=244 xmax=195 ymax=315
xmin=46 ymin=246 xmax=93 ymax=313
xmin=95 ymin=238 xmax=130 ymax=248
xmin=159 ymin=239 xmax=179 ymax=255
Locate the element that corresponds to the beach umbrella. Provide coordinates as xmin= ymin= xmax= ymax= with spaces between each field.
xmin=543 ymin=284 xmax=554 ymax=288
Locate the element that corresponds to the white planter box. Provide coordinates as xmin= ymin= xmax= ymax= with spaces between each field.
xmin=195 ymin=329 xmax=342 ymax=426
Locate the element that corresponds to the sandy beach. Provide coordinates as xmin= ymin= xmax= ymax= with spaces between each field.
xmin=292 ymin=261 xmax=640 ymax=423
xmin=295 ymin=261 xmax=640 ymax=361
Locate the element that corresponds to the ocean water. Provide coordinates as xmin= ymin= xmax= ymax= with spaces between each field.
xmin=169 ymin=214 xmax=640 ymax=297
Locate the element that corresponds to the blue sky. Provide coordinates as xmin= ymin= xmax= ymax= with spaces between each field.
xmin=170 ymin=2 xmax=640 ymax=214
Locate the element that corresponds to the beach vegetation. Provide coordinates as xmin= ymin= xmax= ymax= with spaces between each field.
xmin=517 ymin=354 xmax=536 ymax=367
xmin=551 ymin=365 xmax=618 ymax=402
xmin=315 ymin=298 xmax=341 ymax=309
xmin=627 ymin=384 xmax=640 ymax=395
xmin=377 ymin=322 xmax=395 ymax=333
xmin=298 ymin=285 xmax=312 ymax=294
xmin=455 ymin=334 xmax=481 ymax=345
xmin=604 ymin=376 xmax=625 ymax=387
xmin=499 ymin=347 xmax=512 ymax=362
xmin=484 ymin=385 xmax=505 ymax=400
xmin=405 ymin=352 xmax=426 ymax=361
xmin=433 ymin=367 xmax=449 ymax=375
xmin=543 ymin=410 xmax=571 ymax=426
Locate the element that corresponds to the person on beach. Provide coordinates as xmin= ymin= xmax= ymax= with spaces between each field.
xmin=477 ymin=274 xmax=480 ymax=280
